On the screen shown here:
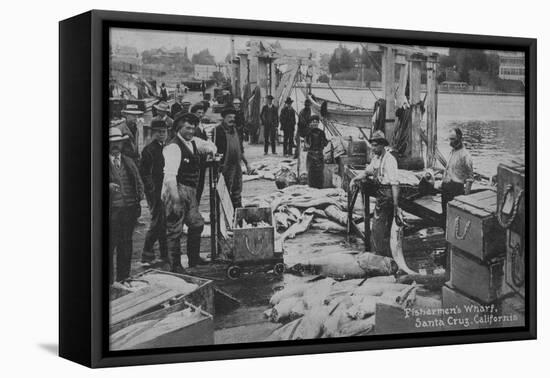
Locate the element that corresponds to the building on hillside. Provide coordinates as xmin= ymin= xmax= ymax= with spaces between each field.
xmin=497 ymin=51 xmax=525 ymax=81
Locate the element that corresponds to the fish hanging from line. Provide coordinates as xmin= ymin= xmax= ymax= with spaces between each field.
xmin=389 ymin=212 xmax=417 ymax=275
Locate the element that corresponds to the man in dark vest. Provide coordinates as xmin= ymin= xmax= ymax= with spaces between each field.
xmin=295 ymin=99 xmax=312 ymax=158
xmin=170 ymin=92 xmax=185 ymax=119
xmin=159 ymin=82 xmax=168 ymax=102
xmin=279 ymin=97 xmax=296 ymax=157
xmin=139 ymin=119 xmax=169 ymax=265
xmin=163 ymin=113 xmax=217 ymax=273
xmin=260 ymin=94 xmax=279 ymax=155
xmin=108 ymin=127 xmax=144 ymax=282
xmin=214 ymin=107 xmax=252 ymax=209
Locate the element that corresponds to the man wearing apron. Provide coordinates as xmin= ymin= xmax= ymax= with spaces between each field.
xmin=162 ymin=113 xmax=217 ymax=272
xmin=214 ymin=107 xmax=252 ymax=209
xmin=351 ymin=131 xmax=400 ymax=257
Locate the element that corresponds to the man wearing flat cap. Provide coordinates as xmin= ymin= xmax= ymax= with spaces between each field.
xmin=163 ymin=112 xmax=217 ymax=273
xmin=214 ymin=107 xmax=252 ymax=209
xmin=279 ymin=97 xmax=296 ymax=157
xmin=153 ymin=101 xmax=174 ymax=138
xmin=108 ymin=127 xmax=144 ymax=282
xmin=260 ymin=94 xmax=279 ymax=155
xmin=350 ymin=130 xmax=401 ymax=257
xmin=139 ymin=119 xmax=169 ymax=266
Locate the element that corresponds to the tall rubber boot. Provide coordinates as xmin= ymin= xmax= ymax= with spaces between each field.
xmin=187 ymin=225 xmax=205 ymax=268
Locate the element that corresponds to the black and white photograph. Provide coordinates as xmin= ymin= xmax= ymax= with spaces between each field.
xmin=107 ymin=26 xmax=527 ymax=351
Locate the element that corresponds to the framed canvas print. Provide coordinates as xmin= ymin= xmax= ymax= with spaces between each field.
xmin=59 ymin=10 xmax=536 ymax=368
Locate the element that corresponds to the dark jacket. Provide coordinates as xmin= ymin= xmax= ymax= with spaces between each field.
xmin=214 ymin=123 xmax=244 ymax=165
xmin=139 ymin=140 xmax=165 ymax=196
xmin=305 ymin=128 xmax=328 ymax=151
xmin=109 ymin=154 xmax=144 ymax=207
xmin=170 ymin=101 xmax=184 ymax=119
xmin=279 ymin=106 xmax=296 ymax=131
xmin=160 ymin=87 xmax=168 ymax=101
xmin=298 ymin=107 xmax=312 ymax=137
xmin=260 ymin=104 xmax=279 ymax=128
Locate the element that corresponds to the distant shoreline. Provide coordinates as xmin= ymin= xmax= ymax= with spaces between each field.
xmin=303 ymin=84 xmax=524 ymax=97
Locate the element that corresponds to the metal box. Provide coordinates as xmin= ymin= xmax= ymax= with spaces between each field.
xmin=232 ymin=207 xmax=275 ymax=262
xmin=449 ymin=247 xmax=505 ymax=303
xmin=505 ymin=229 xmax=525 ymax=297
xmin=496 ymin=162 xmax=525 ymax=234
xmin=446 ymin=190 xmax=505 ymax=260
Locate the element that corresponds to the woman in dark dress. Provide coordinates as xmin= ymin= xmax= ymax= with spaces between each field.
xmin=304 ymin=115 xmax=328 ymax=189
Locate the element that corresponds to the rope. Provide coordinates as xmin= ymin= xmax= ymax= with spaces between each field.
xmin=453 ymin=216 xmax=471 ymax=240
xmin=496 ymin=184 xmax=524 ymax=229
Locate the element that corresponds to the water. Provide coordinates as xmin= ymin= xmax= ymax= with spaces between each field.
xmin=293 ymin=88 xmax=525 ymax=177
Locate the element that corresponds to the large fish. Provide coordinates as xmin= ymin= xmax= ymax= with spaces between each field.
xmin=390 ymin=215 xmax=417 ymax=275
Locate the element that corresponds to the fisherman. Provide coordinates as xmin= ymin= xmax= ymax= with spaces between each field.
xmin=159 ymin=82 xmax=168 ymax=102
xmin=260 ymin=94 xmax=279 ymax=155
xmin=201 ymin=80 xmax=206 ymax=98
xmin=108 ymin=127 xmax=144 ymax=282
xmin=139 ymin=119 xmax=169 ymax=266
xmin=190 ymin=103 xmax=208 ymax=202
xmin=153 ymin=101 xmax=174 ymax=138
xmin=280 ymin=97 xmax=296 ymax=157
xmin=440 ymin=127 xmax=474 ymax=219
xmin=174 ymin=83 xmax=185 ymax=98
xmin=304 ymin=115 xmax=328 ymax=189
xmin=350 ymin=131 xmax=400 ymax=257
xmin=232 ymin=97 xmax=247 ymax=142
xmin=295 ymin=98 xmax=313 ymax=158
xmin=170 ymin=92 xmax=185 ymax=119
xmin=119 ymin=103 xmax=143 ymax=162
xmin=214 ymin=107 xmax=252 ymax=209
xmin=163 ymin=113 xmax=217 ymax=272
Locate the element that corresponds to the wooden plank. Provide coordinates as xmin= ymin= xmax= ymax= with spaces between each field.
xmin=111 ymin=287 xmax=180 ymax=326
xmin=217 ymin=173 xmax=233 ymax=240
xmin=409 ymin=59 xmax=423 ymax=162
xmin=111 ymin=284 xmax=171 ymax=316
xmin=426 ymin=58 xmax=438 ymax=168
xmin=381 ymin=47 xmax=396 ymax=141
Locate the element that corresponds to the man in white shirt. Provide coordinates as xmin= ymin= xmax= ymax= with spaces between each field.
xmin=162 ymin=113 xmax=217 ymax=273
xmin=350 ymin=130 xmax=400 ymax=257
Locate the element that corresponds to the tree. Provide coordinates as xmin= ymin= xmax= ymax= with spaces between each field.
xmin=328 ymin=52 xmax=341 ymax=74
xmin=339 ymin=45 xmax=354 ymax=71
xmin=191 ymin=49 xmax=216 ymax=65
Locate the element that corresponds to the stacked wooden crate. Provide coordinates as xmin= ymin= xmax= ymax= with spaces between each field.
xmin=443 ymin=190 xmax=524 ymax=329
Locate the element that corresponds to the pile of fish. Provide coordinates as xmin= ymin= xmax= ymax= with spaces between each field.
xmin=236 ymin=219 xmax=271 ymax=229
xmin=245 ymin=185 xmax=360 ymax=249
xmin=243 ymin=158 xmax=297 ymax=182
xmin=264 ymin=276 xmax=419 ymax=340
xmin=114 ymin=271 xmax=199 ymax=295
xmin=110 ymin=306 xmax=204 ymax=350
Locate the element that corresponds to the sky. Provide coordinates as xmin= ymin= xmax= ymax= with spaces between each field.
xmin=110 ymin=27 xmax=364 ymax=61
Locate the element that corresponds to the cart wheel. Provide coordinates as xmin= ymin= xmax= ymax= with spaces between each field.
xmin=273 ymin=263 xmax=285 ymax=275
xmin=227 ymin=266 xmax=241 ymax=280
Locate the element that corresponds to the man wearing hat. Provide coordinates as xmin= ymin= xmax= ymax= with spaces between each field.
xmin=120 ymin=103 xmax=144 ymax=162
xmin=163 ymin=112 xmax=217 ymax=273
xmin=152 ymin=101 xmax=174 ymax=137
xmin=159 ymin=82 xmax=168 ymax=102
xmin=214 ymin=107 xmax=252 ymax=209
xmin=279 ymin=97 xmax=297 ymax=157
xmin=170 ymin=92 xmax=185 ymax=119
xmin=108 ymin=127 xmax=144 ymax=282
xmin=260 ymin=95 xmax=279 ymax=155
xmin=304 ymin=115 xmax=328 ymax=189
xmin=350 ymin=130 xmax=400 ymax=257
xmin=139 ymin=119 xmax=169 ymax=266
xmin=232 ymin=98 xmax=247 ymax=142
xmin=295 ymin=98 xmax=313 ymax=158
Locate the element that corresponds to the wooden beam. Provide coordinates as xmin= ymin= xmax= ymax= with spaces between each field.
xmin=409 ymin=58 xmax=423 ymax=162
xmin=381 ymin=47 xmax=396 ymax=142
xmin=396 ymin=62 xmax=409 ymax=109
xmin=426 ymin=56 xmax=438 ymax=168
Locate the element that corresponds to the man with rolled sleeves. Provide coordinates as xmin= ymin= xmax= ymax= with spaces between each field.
xmin=139 ymin=119 xmax=169 ymax=265
xmin=162 ymin=113 xmax=217 ymax=273
xmin=108 ymin=127 xmax=144 ymax=282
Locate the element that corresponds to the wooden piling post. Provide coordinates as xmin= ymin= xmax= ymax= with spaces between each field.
xmin=381 ymin=47 xmax=395 ymax=142
xmin=426 ymin=54 xmax=439 ymax=168
xmin=408 ymin=55 xmax=423 ymax=163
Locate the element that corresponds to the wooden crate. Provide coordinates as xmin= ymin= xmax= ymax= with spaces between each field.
xmin=449 ymin=247 xmax=505 ymax=303
xmin=347 ymin=139 xmax=368 ymax=157
xmin=232 ymin=207 xmax=275 ymax=262
xmin=505 ymin=229 xmax=525 ymax=298
xmin=110 ymin=301 xmax=214 ymax=350
xmin=496 ymin=162 xmax=525 ymax=234
xmin=446 ymin=190 xmax=505 ymax=260
xmin=110 ymin=270 xmax=214 ymax=333
xmin=442 ymin=284 xmax=525 ymax=329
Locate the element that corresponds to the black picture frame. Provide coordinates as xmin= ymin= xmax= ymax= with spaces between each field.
xmin=59 ymin=9 xmax=537 ymax=368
